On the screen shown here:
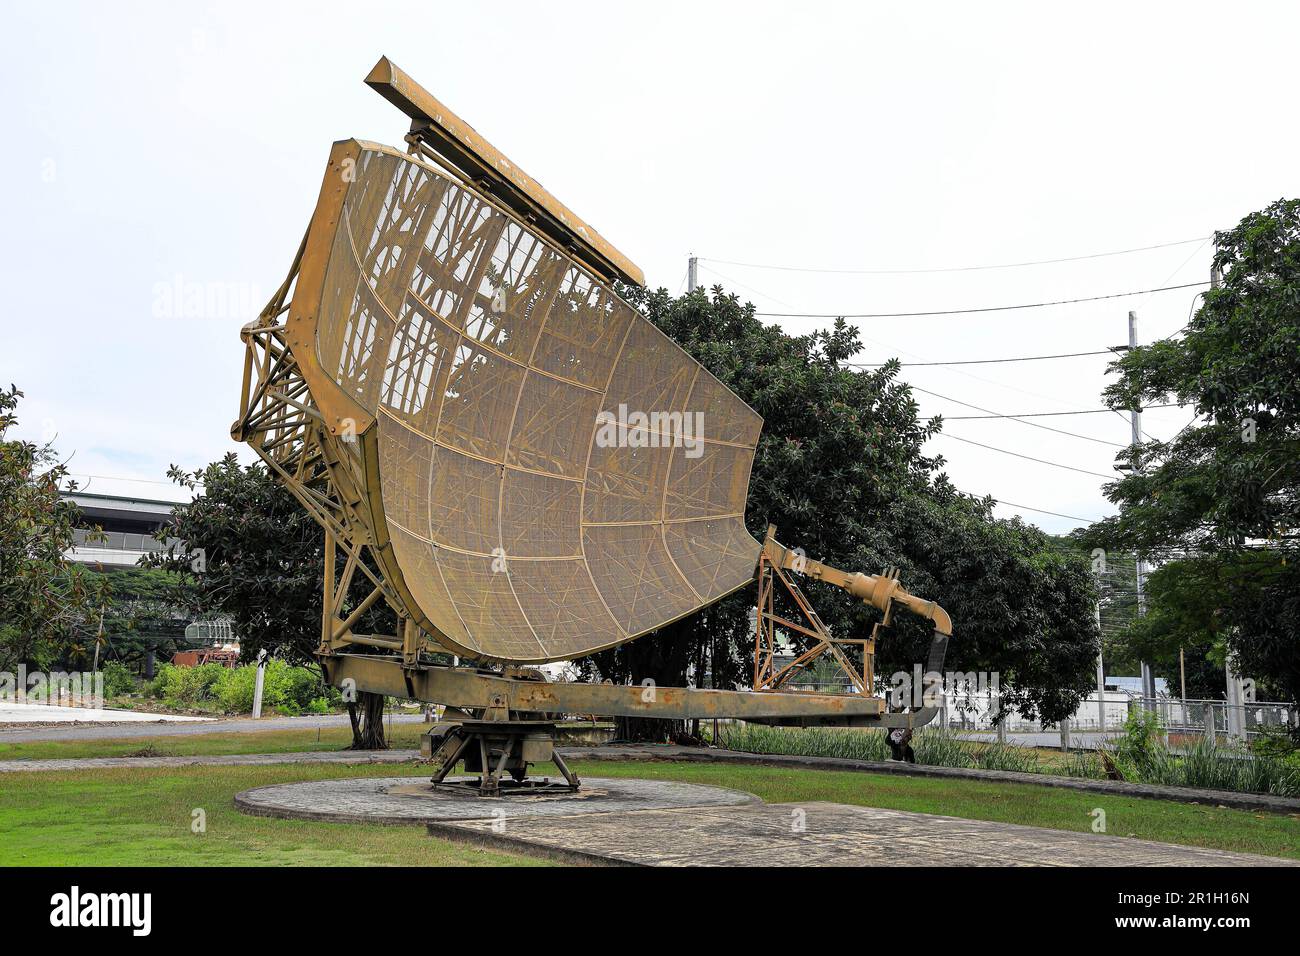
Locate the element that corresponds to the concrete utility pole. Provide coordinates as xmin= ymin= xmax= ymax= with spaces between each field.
xmin=1225 ymin=654 xmax=1246 ymax=742
xmin=1095 ymin=603 xmax=1107 ymax=732
xmin=1208 ymin=250 xmax=1250 ymax=732
xmin=1128 ymin=310 xmax=1156 ymax=704
xmin=252 ymin=648 xmax=268 ymax=719
xmin=687 ymin=255 xmax=698 ymax=291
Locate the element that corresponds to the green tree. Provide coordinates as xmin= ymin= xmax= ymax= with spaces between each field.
xmin=1086 ymin=198 xmax=1300 ymax=707
xmin=146 ymin=455 xmax=396 ymax=747
xmin=93 ymin=567 xmax=188 ymax=673
xmin=581 ymin=287 xmax=1099 ymax=739
xmin=1116 ymin=556 xmax=1272 ymax=700
xmin=0 ymin=385 xmax=105 ymax=674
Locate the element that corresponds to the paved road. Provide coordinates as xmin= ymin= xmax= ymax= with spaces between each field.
xmin=0 ymin=703 xmax=210 ymax=725
xmin=962 ymin=731 xmax=1120 ymax=748
xmin=0 ymin=712 xmax=429 ymax=743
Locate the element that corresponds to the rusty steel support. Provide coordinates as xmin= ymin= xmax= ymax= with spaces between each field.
xmin=229 ymin=57 xmax=959 ymax=782
xmin=233 ymin=243 xmax=422 ymax=664
xmin=366 ymin=56 xmax=643 ymax=288
xmin=753 ymin=525 xmax=951 ymax=716
xmin=317 ymin=652 xmax=933 ymax=728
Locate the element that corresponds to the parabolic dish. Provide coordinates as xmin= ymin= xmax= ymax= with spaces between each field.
xmin=289 ymin=141 xmax=763 ymax=663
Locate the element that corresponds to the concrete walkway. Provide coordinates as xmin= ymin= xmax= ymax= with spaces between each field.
xmin=433 ymin=800 xmax=1297 ymax=867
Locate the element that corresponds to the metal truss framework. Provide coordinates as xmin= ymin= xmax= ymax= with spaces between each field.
xmin=231 ymin=57 xmax=955 ymax=751
xmin=233 ymin=238 xmax=425 ymax=668
xmin=753 ymin=544 xmax=880 ymax=697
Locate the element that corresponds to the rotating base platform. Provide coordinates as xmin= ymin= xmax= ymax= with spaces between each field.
xmin=233 ymin=776 xmax=758 ymax=826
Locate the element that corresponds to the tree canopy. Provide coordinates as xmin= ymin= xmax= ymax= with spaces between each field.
xmin=147 ymin=455 xmax=401 ymax=746
xmin=146 ymin=456 xmax=336 ymax=666
xmin=581 ymin=285 xmax=1099 ymax=735
xmin=0 ymin=386 xmax=105 ymax=674
xmin=1082 ymin=198 xmax=1300 ymax=705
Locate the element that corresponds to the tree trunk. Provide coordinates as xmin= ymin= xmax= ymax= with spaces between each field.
xmin=614 ymin=714 xmax=684 ymax=742
xmin=347 ymin=691 xmax=388 ymax=750
xmin=605 ymin=619 xmax=697 ymax=742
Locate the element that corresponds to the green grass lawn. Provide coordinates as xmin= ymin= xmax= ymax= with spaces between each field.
xmin=0 ymin=724 xmax=430 ymax=761
xmin=1 ymin=742 xmax=1297 ymax=864
xmin=0 ymin=762 xmax=542 ymax=866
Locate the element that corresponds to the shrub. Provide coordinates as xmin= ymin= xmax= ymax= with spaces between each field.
xmin=1112 ymin=707 xmax=1164 ymax=778
xmin=147 ymin=663 xmax=174 ymax=699
xmin=173 ymin=663 xmax=227 ymax=705
xmin=146 ymin=659 xmax=333 ymax=714
xmin=209 ymin=659 xmax=334 ymax=714
xmin=211 ymin=663 xmax=260 ymax=713
xmin=100 ymin=661 xmax=136 ymax=698
xmin=147 ymin=661 xmax=225 ymax=706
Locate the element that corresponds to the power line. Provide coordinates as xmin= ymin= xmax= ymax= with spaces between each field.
xmin=851 ymin=349 xmax=1115 ymax=367
xmin=63 ymin=472 xmax=199 ymax=490
xmin=696 ymin=262 xmax=799 ymax=309
xmin=911 ymin=386 xmax=1124 ymax=448
xmin=934 ymin=432 xmax=1117 ymax=480
xmin=700 ymin=236 xmax=1208 ymax=276
xmin=991 ymin=499 xmax=1099 ymax=524
xmin=937 ymin=403 xmax=1181 ymax=420
xmin=755 ymin=281 xmax=1209 ymax=319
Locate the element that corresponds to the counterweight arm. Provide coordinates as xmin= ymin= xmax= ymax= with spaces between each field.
xmin=761 ymin=531 xmax=952 ymax=636
xmin=755 ymin=526 xmax=953 ymax=730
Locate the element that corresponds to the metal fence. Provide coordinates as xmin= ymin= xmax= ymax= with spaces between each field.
xmin=929 ymin=690 xmax=1133 ymax=733
xmin=1128 ymin=697 xmax=1297 ymax=740
xmin=926 ymin=691 xmax=1298 ymax=740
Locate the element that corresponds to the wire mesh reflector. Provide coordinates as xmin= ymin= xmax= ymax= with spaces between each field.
xmin=307 ymin=144 xmax=762 ymax=662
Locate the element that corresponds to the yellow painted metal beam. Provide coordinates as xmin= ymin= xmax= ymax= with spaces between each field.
xmin=323 ymin=654 xmax=898 ymax=725
xmin=365 ymin=56 xmax=645 ymax=288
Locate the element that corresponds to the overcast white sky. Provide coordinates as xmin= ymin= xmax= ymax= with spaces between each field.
xmin=2 ymin=1 xmax=1296 ymax=534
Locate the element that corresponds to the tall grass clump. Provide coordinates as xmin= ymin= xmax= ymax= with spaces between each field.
xmin=717 ymin=723 xmax=890 ymax=761
xmin=1105 ymin=709 xmax=1300 ymax=797
xmin=1056 ymin=748 xmax=1104 ymax=779
xmin=718 ymin=723 xmax=1043 ymax=773
xmin=715 ymin=714 xmax=1299 ymax=795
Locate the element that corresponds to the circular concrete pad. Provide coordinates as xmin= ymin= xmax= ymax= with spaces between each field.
xmin=234 ymin=776 xmax=758 ymax=825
